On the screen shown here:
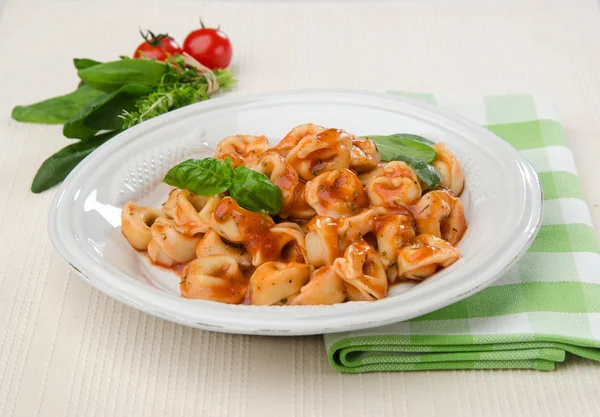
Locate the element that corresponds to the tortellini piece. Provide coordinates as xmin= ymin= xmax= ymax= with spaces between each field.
xmin=366 ymin=161 xmax=422 ymax=209
xmin=305 ymin=168 xmax=368 ymax=218
xmin=180 ymin=255 xmax=247 ymax=304
xmin=275 ymin=123 xmax=326 ymax=157
xmin=148 ymin=218 xmax=201 ymax=265
xmin=337 ymin=209 xmax=377 ymax=251
xmin=413 ymin=190 xmax=466 ymax=246
xmin=292 ymin=266 xmax=347 ymax=306
xmin=214 ymin=134 xmax=269 ymax=167
xmin=196 ymin=230 xmax=252 ymax=269
xmin=211 ymin=197 xmax=306 ymax=266
xmin=375 ymin=213 xmax=416 ymax=276
xmin=162 ymin=189 xmax=221 ymax=235
xmin=270 ymin=222 xmax=308 ymax=263
xmin=121 ymin=202 xmax=162 ymax=250
xmin=250 ymin=262 xmax=313 ymax=305
xmin=431 ymin=143 xmax=464 ymax=196
xmin=358 ymin=162 xmax=385 ymax=186
xmin=350 ymin=137 xmax=381 ymax=173
xmin=285 ymin=128 xmax=353 ymax=181
xmin=246 ymin=152 xmax=315 ymax=219
xmin=285 ymin=182 xmax=317 ymax=220
xmin=333 ymin=241 xmax=388 ymax=301
xmin=397 ymin=234 xmax=460 ymax=280
xmin=210 ymin=197 xmax=275 ymax=244
xmin=305 ymin=216 xmax=341 ymax=267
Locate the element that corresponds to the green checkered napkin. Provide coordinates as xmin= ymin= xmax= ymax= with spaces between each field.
xmin=324 ymin=93 xmax=600 ymax=372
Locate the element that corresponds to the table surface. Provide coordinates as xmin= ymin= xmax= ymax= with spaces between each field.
xmin=2 ymin=0 xmax=600 ymax=416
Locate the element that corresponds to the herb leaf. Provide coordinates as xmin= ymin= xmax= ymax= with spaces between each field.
xmin=63 ymin=84 xmax=153 ymax=139
xmin=393 ymin=154 xmax=442 ymax=190
xmin=77 ymin=59 xmax=167 ymax=92
xmin=389 ymin=133 xmax=435 ymax=145
xmin=11 ymin=85 xmax=107 ymax=125
xmin=163 ymin=158 xmax=233 ymax=196
xmin=230 ymin=166 xmax=283 ymax=214
xmin=73 ymin=58 xmax=103 ymax=70
xmin=119 ymin=63 xmax=236 ymax=129
xmin=31 ymin=130 xmax=120 ymax=193
xmin=364 ymin=134 xmax=437 ymax=162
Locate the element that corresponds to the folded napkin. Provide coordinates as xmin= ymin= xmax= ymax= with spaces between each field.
xmin=325 ymin=93 xmax=600 ymax=372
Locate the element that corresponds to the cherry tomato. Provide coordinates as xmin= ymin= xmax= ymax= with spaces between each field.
xmin=133 ymin=30 xmax=182 ymax=61
xmin=182 ymin=21 xmax=232 ymax=69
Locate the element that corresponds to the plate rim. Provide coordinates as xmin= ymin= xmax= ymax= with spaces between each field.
xmin=48 ymin=89 xmax=543 ymax=335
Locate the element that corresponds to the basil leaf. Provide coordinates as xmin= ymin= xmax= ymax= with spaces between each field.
xmin=63 ymin=84 xmax=153 ymax=139
xmin=163 ymin=158 xmax=233 ymax=196
xmin=389 ymin=133 xmax=435 ymax=145
xmin=393 ymin=154 xmax=442 ymax=190
xmin=364 ymin=134 xmax=437 ymax=162
xmin=230 ymin=166 xmax=283 ymax=214
xmin=73 ymin=58 xmax=103 ymax=70
xmin=11 ymin=84 xmax=107 ymax=125
xmin=31 ymin=130 xmax=120 ymax=193
xmin=77 ymin=59 xmax=167 ymax=92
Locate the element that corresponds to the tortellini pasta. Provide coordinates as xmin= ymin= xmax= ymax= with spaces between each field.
xmin=366 ymin=161 xmax=422 ymax=209
xmin=245 ymin=152 xmax=315 ymax=219
xmin=149 ymin=218 xmax=201 ymax=265
xmin=305 ymin=168 xmax=368 ymax=218
xmin=250 ymin=262 xmax=313 ymax=305
xmin=350 ymin=137 xmax=381 ymax=172
xmin=431 ymin=143 xmax=464 ymax=196
xmin=214 ymin=134 xmax=269 ymax=167
xmin=180 ymin=255 xmax=247 ymax=304
xmin=121 ymin=124 xmax=467 ymax=306
xmin=334 ymin=241 xmax=388 ymax=301
xmin=292 ymin=266 xmax=347 ymax=305
xmin=285 ymin=128 xmax=353 ymax=181
xmin=195 ymin=230 xmax=252 ymax=269
xmin=397 ymin=234 xmax=460 ymax=280
xmin=375 ymin=213 xmax=416 ymax=282
xmin=413 ymin=189 xmax=466 ymax=246
xmin=275 ymin=123 xmax=326 ymax=157
xmin=305 ymin=216 xmax=341 ymax=267
xmin=121 ymin=202 xmax=162 ymax=250
xmin=162 ymin=189 xmax=221 ymax=235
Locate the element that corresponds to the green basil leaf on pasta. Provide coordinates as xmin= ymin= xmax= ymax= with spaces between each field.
xmin=163 ymin=158 xmax=233 ymax=196
xmin=230 ymin=166 xmax=283 ymax=214
xmin=392 ymin=154 xmax=442 ymax=190
xmin=364 ymin=134 xmax=437 ymax=162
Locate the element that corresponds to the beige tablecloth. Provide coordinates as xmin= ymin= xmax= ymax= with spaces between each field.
xmin=2 ymin=0 xmax=600 ymax=416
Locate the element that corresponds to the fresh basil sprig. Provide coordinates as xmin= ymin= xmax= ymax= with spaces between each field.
xmin=392 ymin=154 xmax=442 ymax=190
xmin=163 ymin=157 xmax=233 ymax=196
xmin=230 ymin=166 xmax=283 ymax=214
xmin=163 ymin=158 xmax=283 ymax=215
xmin=364 ymin=134 xmax=437 ymax=162
xmin=363 ymin=133 xmax=442 ymax=190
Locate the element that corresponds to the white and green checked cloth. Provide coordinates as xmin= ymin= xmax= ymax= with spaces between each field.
xmin=324 ymin=93 xmax=600 ymax=372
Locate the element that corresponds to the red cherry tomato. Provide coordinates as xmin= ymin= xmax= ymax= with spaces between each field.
xmin=134 ymin=30 xmax=182 ymax=61
xmin=182 ymin=21 xmax=232 ymax=69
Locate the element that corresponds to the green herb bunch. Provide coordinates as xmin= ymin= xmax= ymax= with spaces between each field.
xmin=120 ymin=56 xmax=236 ymax=128
xmin=11 ymin=56 xmax=236 ymax=193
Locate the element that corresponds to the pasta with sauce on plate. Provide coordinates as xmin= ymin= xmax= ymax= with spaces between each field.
xmin=121 ymin=124 xmax=467 ymax=305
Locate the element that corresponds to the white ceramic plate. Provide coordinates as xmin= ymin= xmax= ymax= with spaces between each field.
xmin=48 ymin=90 xmax=542 ymax=336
